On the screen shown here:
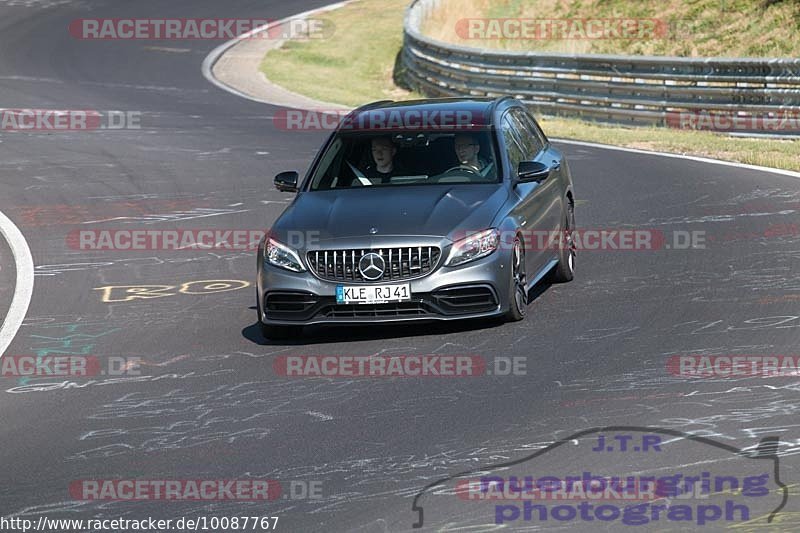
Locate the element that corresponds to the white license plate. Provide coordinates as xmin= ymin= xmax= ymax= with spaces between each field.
xmin=336 ymin=283 xmax=411 ymax=304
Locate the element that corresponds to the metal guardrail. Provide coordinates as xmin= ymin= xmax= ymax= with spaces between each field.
xmin=401 ymin=0 xmax=800 ymax=134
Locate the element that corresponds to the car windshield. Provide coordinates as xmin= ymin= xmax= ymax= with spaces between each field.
xmin=308 ymin=130 xmax=500 ymax=190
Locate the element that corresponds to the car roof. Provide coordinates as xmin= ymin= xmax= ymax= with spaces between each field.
xmin=339 ymin=97 xmax=514 ymax=133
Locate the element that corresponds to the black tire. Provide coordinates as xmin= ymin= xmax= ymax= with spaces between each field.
xmin=549 ymin=202 xmax=576 ymax=283
xmin=504 ymin=237 xmax=527 ymax=322
xmin=260 ymin=323 xmax=301 ymax=341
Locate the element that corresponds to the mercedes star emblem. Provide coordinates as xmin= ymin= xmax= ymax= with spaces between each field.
xmin=358 ymin=252 xmax=385 ymax=281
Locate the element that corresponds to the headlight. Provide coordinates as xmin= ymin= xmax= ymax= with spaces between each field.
xmin=264 ymin=238 xmax=306 ymax=272
xmin=445 ymin=228 xmax=500 ymax=267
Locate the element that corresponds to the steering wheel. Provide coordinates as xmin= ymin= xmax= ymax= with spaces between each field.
xmin=441 ymin=165 xmax=482 ymax=176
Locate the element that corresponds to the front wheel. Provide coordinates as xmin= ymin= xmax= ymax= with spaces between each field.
xmin=549 ymin=203 xmax=576 ymax=283
xmin=504 ymin=238 xmax=527 ymax=322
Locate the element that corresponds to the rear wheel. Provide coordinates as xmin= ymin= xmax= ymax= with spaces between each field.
xmin=549 ymin=202 xmax=576 ymax=283
xmin=504 ymin=238 xmax=527 ymax=322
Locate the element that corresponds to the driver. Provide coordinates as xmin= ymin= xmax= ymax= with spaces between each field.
xmin=362 ymin=137 xmax=406 ymax=184
xmin=453 ymin=133 xmax=492 ymax=175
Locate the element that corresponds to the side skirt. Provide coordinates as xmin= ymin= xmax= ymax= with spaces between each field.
xmin=526 ymin=258 xmax=559 ymax=292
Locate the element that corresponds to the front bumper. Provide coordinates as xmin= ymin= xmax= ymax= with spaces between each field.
xmin=257 ymin=246 xmax=511 ymax=326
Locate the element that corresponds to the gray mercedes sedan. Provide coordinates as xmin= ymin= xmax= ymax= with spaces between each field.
xmin=256 ymin=97 xmax=576 ymax=339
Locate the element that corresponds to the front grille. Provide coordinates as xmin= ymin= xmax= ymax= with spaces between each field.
xmin=307 ymin=247 xmax=441 ymax=282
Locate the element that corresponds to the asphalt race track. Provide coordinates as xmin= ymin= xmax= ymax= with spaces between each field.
xmin=1 ymin=0 xmax=800 ymax=531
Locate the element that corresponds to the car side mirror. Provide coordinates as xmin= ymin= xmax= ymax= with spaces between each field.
xmin=275 ymin=171 xmax=299 ymax=192
xmin=517 ymin=161 xmax=551 ymax=183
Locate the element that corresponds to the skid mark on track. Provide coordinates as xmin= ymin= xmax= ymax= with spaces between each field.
xmin=66 ymin=381 xmax=364 ymax=460
xmin=34 ymin=253 xmax=252 ymax=277
xmin=82 ymin=207 xmax=249 ymax=224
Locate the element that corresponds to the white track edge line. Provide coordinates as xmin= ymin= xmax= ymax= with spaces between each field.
xmin=0 ymin=209 xmax=34 ymax=358
xmin=551 ymin=138 xmax=800 ymax=179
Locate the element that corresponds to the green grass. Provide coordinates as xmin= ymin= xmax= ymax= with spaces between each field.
xmin=261 ymin=0 xmax=421 ymax=106
xmin=422 ymin=0 xmax=800 ymax=56
xmin=261 ymin=0 xmax=800 ymax=172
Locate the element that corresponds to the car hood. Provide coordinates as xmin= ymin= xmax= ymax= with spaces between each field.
xmin=272 ymin=184 xmax=508 ymax=245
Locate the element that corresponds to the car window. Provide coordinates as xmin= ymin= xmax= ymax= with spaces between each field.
xmin=308 ymin=130 xmax=500 ymax=190
xmin=509 ymin=108 xmax=544 ymax=159
xmin=515 ymin=108 xmax=548 ymax=148
xmin=500 ymin=115 xmax=526 ymax=174
xmin=527 ymin=113 xmax=549 ymax=147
